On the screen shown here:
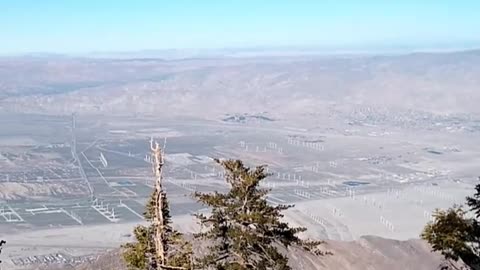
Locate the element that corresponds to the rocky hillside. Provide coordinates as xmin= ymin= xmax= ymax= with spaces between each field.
xmin=59 ymin=236 xmax=447 ymax=270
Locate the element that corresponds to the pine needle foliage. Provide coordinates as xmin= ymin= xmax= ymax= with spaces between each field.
xmin=194 ymin=159 xmax=324 ymax=270
xmin=467 ymin=178 xmax=480 ymax=220
xmin=421 ymin=177 xmax=480 ymax=270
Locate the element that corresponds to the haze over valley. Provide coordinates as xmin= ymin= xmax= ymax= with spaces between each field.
xmin=2 ymin=49 xmax=480 ymax=118
xmin=0 ymin=48 xmax=479 ymax=269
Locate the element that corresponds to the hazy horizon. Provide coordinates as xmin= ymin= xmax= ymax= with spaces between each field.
xmin=3 ymin=44 xmax=480 ymax=60
xmin=2 ymin=1 xmax=480 ymax=55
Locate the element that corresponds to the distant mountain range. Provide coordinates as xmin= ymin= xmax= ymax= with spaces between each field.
xmin=1 ymin=49 xmax=480 ymax=120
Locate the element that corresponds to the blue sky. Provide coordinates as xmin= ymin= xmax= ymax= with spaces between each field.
xmin=1 ymin=0 xmax=479 ymax=54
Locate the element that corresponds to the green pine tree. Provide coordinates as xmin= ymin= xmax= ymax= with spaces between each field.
xmin=421 ymin=177 xmax=480 ymax=270
xmin=467 ymin=177 xmax=480 ymax=219
xmin=194 ymin=159 xmax=324 ymax=270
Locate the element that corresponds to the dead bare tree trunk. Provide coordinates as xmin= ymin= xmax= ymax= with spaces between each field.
xmin=123 ymin=138 xmax=191 ymax=270
xmin=150 ymin=139 xmax=190 ymax=270
xmin=150 ymin=138 xmax=167 ymax=268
